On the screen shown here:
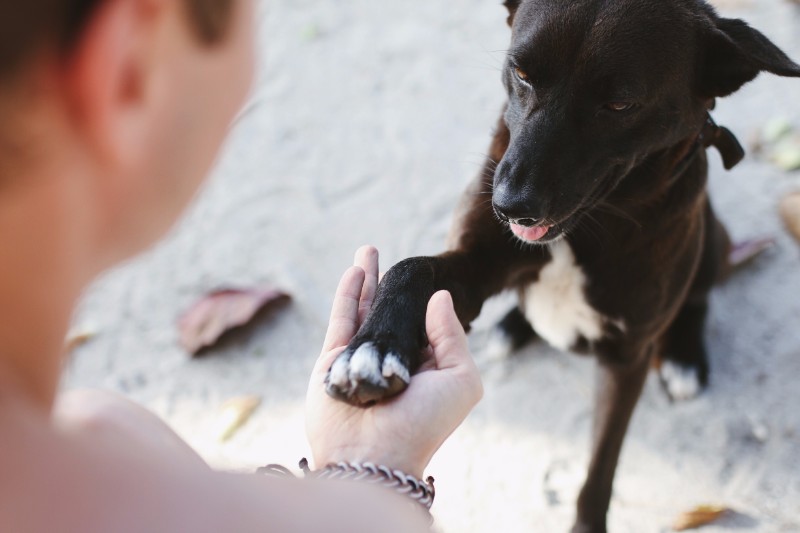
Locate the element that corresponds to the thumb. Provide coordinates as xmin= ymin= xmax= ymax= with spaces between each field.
xmin=425 ymin=291 xmax=470 ymax=370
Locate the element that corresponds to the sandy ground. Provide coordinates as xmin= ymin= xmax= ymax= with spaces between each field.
xmin=65 ymin=1 xmax=800 ymax=531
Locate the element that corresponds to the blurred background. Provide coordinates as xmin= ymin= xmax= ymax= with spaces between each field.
xmin=65 ymin=0 xmax=800 ymax=531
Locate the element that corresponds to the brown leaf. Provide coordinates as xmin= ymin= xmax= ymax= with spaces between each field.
xmin=771 ymin=135 xmax=800 ymax=171
xmin=65 ymin=325 xmax=98 ymax=352
xmin=672 ymin=505 xmax=730 ymax=531
xmin=762 ymin=117 xmax=793 ymax=144
xmin=781 ymin=192 xmax=800 ymax=243
xmin=728 ymin=237 xmax=775 ymax=269
xmin=214 ymin=395 xmax=262 ymax=442
xmin=178 ymin=287 xmax=290 ymax=355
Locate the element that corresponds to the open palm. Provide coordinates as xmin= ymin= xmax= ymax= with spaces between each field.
xmin=306 ymin=246 xmax=483 ymax=478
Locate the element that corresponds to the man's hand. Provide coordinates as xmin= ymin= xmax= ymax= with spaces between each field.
xmin=306 ymin=246 xmax=483 ymax=478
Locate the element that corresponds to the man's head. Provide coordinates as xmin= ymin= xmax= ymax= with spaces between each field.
xmin=0 ymin=0 xmax=254 ymax=268
xmin=0 ymin=0 xmax=243 ymax=85
xmin=494 ymin=0 xmax=800 ymax=244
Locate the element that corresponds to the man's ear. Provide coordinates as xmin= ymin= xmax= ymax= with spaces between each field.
xmin=698 ymin=17 xmax=800 ymax=98
xmin=503 ymin=0 xmax=520 ymax=27
xmin=64 ymin=0 xmax=156 ymax=168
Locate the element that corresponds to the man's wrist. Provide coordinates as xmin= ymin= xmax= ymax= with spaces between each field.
xmin=313 ymin=449 xmax=427 ymax=479
xmin=258 ymin=458 xmax=437 ymax=519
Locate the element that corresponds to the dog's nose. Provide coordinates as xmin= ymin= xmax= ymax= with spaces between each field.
xmin=494 ymin=205 xmax=545 ymax=227
xmin=511 ymin=217 xmax=541 ymax=227
xmin=492 ymin=193 xmax=545 ymax=226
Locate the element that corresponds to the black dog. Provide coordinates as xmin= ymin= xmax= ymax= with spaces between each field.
xmin=326 ymin=1 xmax=800 ymax=531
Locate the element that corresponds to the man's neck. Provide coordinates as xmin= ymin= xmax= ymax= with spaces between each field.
xmin=0 ymin=167 xmax=91 ymax=411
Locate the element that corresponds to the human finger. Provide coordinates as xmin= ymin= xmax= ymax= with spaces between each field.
xmin=320 ymin=266 xmax=365 ymax=356
xmin=424 ymin=290 xmax=483 ymax=404
xmin=354 ymin=246 xmax=379 ymax=323
xmin=425 ymin=291 xmax=471 ymax=370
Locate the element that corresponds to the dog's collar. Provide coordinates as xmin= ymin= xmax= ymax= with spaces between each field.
xmin=700 ymin=113 xmax=746 ymax=170
xmin=671 ymin=113 xmax=746 ymax=179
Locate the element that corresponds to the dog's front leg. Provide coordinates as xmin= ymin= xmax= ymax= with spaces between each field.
xmin=324 ymin=115 xmax=533 ymax=406
xmin=572 ymin=346 xmax=653 ymax=533
xmin=324 ymin=113 xmax=523 ymax=406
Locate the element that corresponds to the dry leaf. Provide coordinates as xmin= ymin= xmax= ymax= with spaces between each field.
xmin=780 ymin=192 xmax=800 ymax=243
xmin=214 ymin=395 xmax=262 ymax=442
xmin=672 ymin=505 xmax=730 ymax=531
xmin=762 ymin=117 xmax=793 ymax=144
xmin=300 ymin=23 xmax=323 ymax=41
xmin=65 ymin=325 xmax=98 ymax=352
xmin=771 ymin=135 xmax=800 ymax=171
xmin=178 ymin=287 xmax=290 ymax=355
xmin=728 ymin=237 xmax=774 ymax=269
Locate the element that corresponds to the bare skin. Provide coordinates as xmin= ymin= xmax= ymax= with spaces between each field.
xmin=0 ymin=0 xmax=482 ymax=531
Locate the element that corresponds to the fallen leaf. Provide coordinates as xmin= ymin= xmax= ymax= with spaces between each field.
xmin=214 ymin=395 xmax=262 ymax=442
xmin=65 ymin=325 xmax=98 ymax=352
xmin=672 ymin=505 xmax=730 ymax=531
xmin=179 ymin=287 xmax=290 ymax=355
xmin=762 ymin=117 xmax=793 ymax=144
xmin=728 ymin=237 xmax=775 ymax=269
xmin=780 ymin=192 xmax=800 ymax=243
xmin=300 ymin=23 xmax=322 ymax=41
xmin=771 ymin=135 xmax=800 ymax=171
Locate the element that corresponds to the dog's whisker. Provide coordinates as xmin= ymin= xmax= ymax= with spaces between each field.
xmin=594 ymin=202 xmax=642 ymax=229
xmin=578 ymin=211 xmax=613 ymax=248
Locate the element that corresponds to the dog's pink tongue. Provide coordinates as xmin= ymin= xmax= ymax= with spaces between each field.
xmin=511 ymin=224 xmax=550 ymax=241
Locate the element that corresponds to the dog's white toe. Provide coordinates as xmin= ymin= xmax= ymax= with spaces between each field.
xmin=381 ymin=353 xmax=410 ymax=383
xmin=660 ymin=360 xmax=702 ymax=401
xmin=328 ymin=353 xmax=351 ymax=388
xmin=348 ymin=343 xmax=386 ymax=386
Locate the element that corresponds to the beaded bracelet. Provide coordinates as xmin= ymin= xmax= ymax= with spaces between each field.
xmin=258 ymin=458 xmax=436 ymax=515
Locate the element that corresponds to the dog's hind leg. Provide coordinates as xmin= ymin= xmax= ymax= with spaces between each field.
xmin=659 ymin=200 xmax=730 ymax=401
xmin=484 ymin=305 xmax=537 ymax=359
xmin=573 ymin=347 xmax=653 ymax=533
xmin=658 ymin=295 xmax=710 ymax=401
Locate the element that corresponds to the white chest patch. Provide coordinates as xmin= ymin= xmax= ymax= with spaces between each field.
xmin=522 ymin=241 xmax=609 ymax=351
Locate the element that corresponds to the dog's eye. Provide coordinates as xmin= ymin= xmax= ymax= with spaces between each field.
xmin=605 ymin=102 xmax=635 ymax=112
xmin=514 ymin=67 xmax=530 ymax=83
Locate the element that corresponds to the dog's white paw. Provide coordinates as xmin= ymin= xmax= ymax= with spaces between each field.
xmin=380 ymin=352 xmax=411 ymax=383
xmin=326 ymin=343 xmax=410 ymax=406
xmin=659 ymin=360 xmax=702 ymax=401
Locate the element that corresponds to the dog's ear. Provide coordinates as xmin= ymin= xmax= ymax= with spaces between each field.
xmin=503 ymin=0 xmax=520 ymax=27
xmin=698 ymin=17 xmax=800 ymax=97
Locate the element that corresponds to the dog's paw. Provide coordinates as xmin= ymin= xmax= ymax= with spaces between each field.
xmin=659 ymin=360 xmax=705 ymax=402
xmin=325 ymin=342 xmax=411 ymax=406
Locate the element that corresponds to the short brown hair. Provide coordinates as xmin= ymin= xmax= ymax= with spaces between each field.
xmin=0 ymin=0 xmax=234 ymax=81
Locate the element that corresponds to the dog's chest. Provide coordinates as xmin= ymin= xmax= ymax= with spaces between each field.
xmin=521 ymin=241 xmax=609 ymax=351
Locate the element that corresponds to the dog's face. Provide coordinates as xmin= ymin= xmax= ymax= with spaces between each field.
xmin=494 ymin=0 xmax=800 ymax=243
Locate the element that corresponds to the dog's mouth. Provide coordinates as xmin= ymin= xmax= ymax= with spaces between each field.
xmin=504 ymin=206 xmax=592 ymax=244
xmin=509 ymin=223 xmax=554 ymax=242
xmin=500 ymin=167 xmax=626 ymax=245
xmin=502 ymin=201 xmax=597 ymax=245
